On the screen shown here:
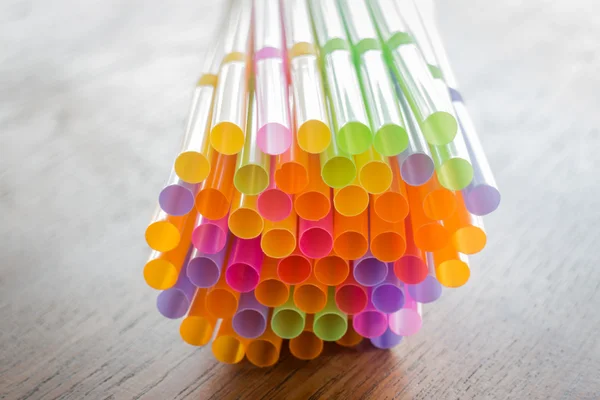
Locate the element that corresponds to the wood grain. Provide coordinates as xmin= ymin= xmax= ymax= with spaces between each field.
xmin=1 ymin=0 xmax=599 ymax=398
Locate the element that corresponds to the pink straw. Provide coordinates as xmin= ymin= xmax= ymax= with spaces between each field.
xmin=257 ymin=158 xmax=293 ymax=222
xmin=191 ymin=212 xmax=229 ymax=254
xmin=298 ymin=209 xmax=333 ymax=258
xmin=389 ymin=288 xmax=423 ymax=337
xmin=225 ymin=237 xmax=264 ymax=293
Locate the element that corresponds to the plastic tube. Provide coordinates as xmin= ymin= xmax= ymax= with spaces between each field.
xmin=393 ymin=216 xmax=428 ymax=284
xmin=443 ymin=192 xmax=486 ymax=254
xmin=406 ymin=184 xmax=449 ymax=252
xmin=271 ymin=287 xmax=306 ymax=339
xmin=246 ymin=323 xmax=282 ymax=367
xmin=418 ymin=174 xmax=456 ymax=221
xmin=191 ymin=212 xmax=229 ymax=255
xmin=195 ymin=150 xmax=237 ymax=220
xmin=353 ymin=287 xmax=387 ymax=338
xmin=159 ymin=169 xmax=198 ymax=216
xmin=313 ymin=251 xmax=349 ymax=286
xmin=355 ymin=147 xmax=392 ymax=195
xmin=372 ymin=266 xmax=405 ymax=314
xmin=156 ymin=249 xmax=197 ymax=319
xmin=353 ymin=251 xmax=388 ymax=287
xmin=145 ymin=207 xmax=187 ymax=252
xmin=277 ymin=247 xmax=312 ymax=285
xmin=333 ymin=208 xmax=369 ymax=260
xmin=294 ymin=154 xmax=331 ymax=221
xmin=187 ymin=235 xmax=229 ymax=288
xmin=232 ymin=291 xmax=269 ymax=339
xmin=255 ymin=257 xmax=290 ymax=307
xmin=407 ymin=253 xmax=442 ymax=303
xmin=372 ymin=157 xmax=409 ymax=223
xmin=333 ymin=177 xmax=369 ymax=217
xmin=206 ymin=271 xmax=240 ymax=319
xmin=335 ymin=270 xmax=368 ymax=315
xmin=433 ymin=245 xmax=470 ymax=288
xmin=180 ymin=289 xmax=218 ymax=346
xmin=369 ymin=202 xmax=406 ymax=262
xmin=257 ymin=158 xmax=293 ymax=222
xmin=261 ymin=208 xmax=297 ymax=259
xmin=294 ymin=272 xmax=328 ymax=313
xmin=289 ymin=314 xmax=324 ymax=360
xmin=298 ymin=209 xmax=334 ymax=259
xmin=336 ymin=319 xmax=364 ymax=347
xmin=228 ymin=190 xmax=263 ymax=239
xmin=212 ymin=319 xmax=249 ymax=364
xmin=389 ymin=290 xmax=422 ymax=336
xmin=314 ymin=287 xmax=348 ymax=341
xmin=225 ymin=236 xmax=264 ymax=293
xmin=370 ymin=326 xmax=403 ymax=349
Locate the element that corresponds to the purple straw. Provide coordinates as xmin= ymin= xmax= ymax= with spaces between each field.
xmin=353 ymin=250 xmax=388 ymax=287
xmin=372 ymin=265 xmax=405 ymax=313
xmin=191 ymin=213 xmax=229 ymax=255
xmin=353 ymin=287 xmax=388 ymax=338
xmin=158 ymin=169 xmax=198 ymax=216
xmin=187 ymin=234 xmax=230 ymax=288
xmin=157 ymin=249 xmax=197 ymax=319
xmin=370 ymin=326 xmax=403 ymax=349
xmin=232 ymin=291 xmax=269 ymax=339
xmin=407 ymin=253 xmax=442 ymax=303
xmin=226 ymin=237 xmax=264 ymax=293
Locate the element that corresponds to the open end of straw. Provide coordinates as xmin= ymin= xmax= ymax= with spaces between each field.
xmin=463 ymin=184 xmax=501 ymax=216
xmin=371 ymin=233 xmax=406 ymax=263
xmin=335 ymin=285 xmax=367 ymax=315
xmin=336 ymin=325 xmax=363 ymax=347
xmin=271 ymin=309 xmax=305 ymax=339
xmin=437 ymin=158 xmax=474 ymax=191
xmin=210 ymin=122 xmax=245 ymax=155
xmin=195 ymin=189 xmax=230 ymax=220
xmin=247 ymin=339 xmax=279 ymax=367
xmin=322 ymin=157 xmax=356 ymax=189
xmin=415 ymin=224 xmax=450 ymax=252
xmin=390 ymin=309 xmax=422 ymax=336
xmin=334 ymin=185 xmax=369 ymax=217
xmin=289 ymin=331 xmax=323 ymax=360
xmin=372 ymin=284 xmax=405 ymax=314
xmin=337 ymin=122 xmax=372 ymax=155
xmin=436 ymin=259 xmax=470 ymax=288
xmin=192 ymin=223 xmax=227 ymax=254
xmin=371 ymin=328 xmax=403 ymax=349
xmin=420 ymin=112 xmax=457 ymax=146
xmin=314 ymin=256 xmax=349 ymax=286
xmin=232 ymin=309 xmax=267 ymax=339
xmin=298 ymin=120 xmax=331 ymax=154
xmin=401 ymin=153 xmax=435 ymax=186
xmin=187 ymin=257 xmax=220 ymax=288
xmin=394 ymin=255 xmax=429 ymax=284
xmin=255 ymin=279 xmax=289 ymax=307
xmin=180 ymin=316 xmax=215 ymax=346
xmin=212 ymin=336 xmax=245 ymax=364
xmin=157 ymin=289 xmax=191 ymax=319
xmin=226 ymin=263 xmax=260 ymax=293
xmin=257 ymin=123 xmax=292 ymax=156
xmin=408 ymin=275 xmax=443 ymax=304
xmin=423 ymin=189 xmax=457 ymax=220
xmin=354 ymin=258 xmax=388 ymax=287
xmin=229 ymin=208 xmax=263 ymax=239
xmin=294 ymin=284 xmax=327 ymax=314
xmin=143 ymin=259 xmax=178 ymax=290
xmin=373 ymin=124 xmax=409 ymax=157
xmin=314 ymin=313 xmax=347 ymax=341
xmin=334 ymin=232 xmax=368 ymax=260
xmin=359 ymin=161 xmax=393 ymax=195
xmin=175 ymin=151 xmax=211 ymax=184
xmin=234 ymin=165 xmax=269 ymax=196
xmin=299 ymin=228 xmax=333 ymax=259
xmin=159 ymin=185 xmax=195 ymax=216
xmin=145 ymin=221 xmax=180 ymax=252
xmin=353 ymin=311 xmax=387 ymax=338
xmin=257 ymin=189 xmax=292 ymax=222
xmin=275 ymin=162 xmax=309 ymax=195
xmin=277 ymin=255 xmax=311 ymax=285
xmin=373 ymin=192 xmax=409 ymax=223
xmin=261 ymin=229 xmax=296 ymax=259
xmin=453 ymin=226 xmax=487 ymax=255
xmin=294 ymin=191 xmax=330 ymax=221
xmin=206 ymin=289 xmax=238 ymax=318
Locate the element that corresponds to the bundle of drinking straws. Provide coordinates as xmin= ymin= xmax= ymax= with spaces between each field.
xmin=143 ymin=0 xmax=500 ymax=367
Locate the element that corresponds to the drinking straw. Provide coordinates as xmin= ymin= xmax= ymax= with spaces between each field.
xmin=159 ymin=169 xmax=198 ymax=216
xmin=145 ymin=207 xmax=187 ymax=252
xmin=337 ymin=0 xmax=408 ymax=157
xmin=232 ymin=291 xmax=269 ymax=339
xmin=271 ymin=287 xmax=306 ymax=339
xmin=228 ymin=190 xmax=263 ymax=239
xmin=257 ymin=158 xmax=293 ymax=222
xmin=277 ymin=247 xmax=312 ymax=285
xmin=314 ymin=287 xmax=348 ymax=341
xmin=206 ymin=271 xmax=240 ymax=319
xmin=369 ymin=202 xmax=406 ymax=262
xmin=428 ymin=130 xmax=474 ymax=191
xmin=191 ymin=212 xmax=229 ymax=254
xmin=298 ymin=209 xmax=333 ymax=259
xmin=418 ymin=174 xmax=456 ymax=221
xmin=333 ymin=177 xmax=369 ymax=217
xmin=195 ymin=150 xmax=237 ymax=220
xmin=372 ymin=266 xmax=405 ymax=314
xmin=333 ymin=208 xmax=368 ymax=260
xmin=353 ymin=287 xmax=388 ymax=338
xmin=370 ymin=326 xmax=403 ymax=349
xmin=444 ymin=192 xmax=486 ymax=254
xmin=335 ymin=319 xmax=364 ymax=347
xmin=353 ymin=250 xmax=388 ymax=287
xmin=255 ymin=257 xmax=290 ymax=307
xmin=355 ymin=147 xmax=393 ymax=195
xmin=335 ymin=270 xmax=368 ymax=315
xmin=393 ymin=216 xmax=428 ymax=284
xmin=225 ymin=236 xmax=264 ymax=293
xmin=210 ymin=0 xmax=252 ymax=155
xmin=294 ymin=272 xmax=328 ymax=313
xmin=309 ymin=0 xmax=372 ymax=155
xmin=234 ymin=93 xmax=270 ymax=196
xmin=187 ymin=236 xmax=229 ymax=288
xmin=368 ymin=0 xmax=457 ymax=147
xmin=144 ymin=210 xmax=196 ymax=290
xmin=289 ymin=314 xmax=324 ymax=360
xmin=246 ymin=323 xmax=283 ymax=367
xmin=212 ymin=319 xmax=249 ymax=364
xmin=372 ymin=158 xmax=409 ymax=223
xmin=261 ymin=208 xmax=297 ymax=259
xmin=157 ymin=252 xmax=197 ymax=319
xmin=407 ymin=253 xmax=442 ymax=304
xmin=180 ymin=289 xmax=218 ymax=346
xmin=313 ymin=250 xmax=349 ymax=286
xmin=433 ymin=245 xmax=470 ymax=288
xmin=389 ymin=291 xmax=422 ymax=336
xmin=294 ymin=154 xmax=331 ymax=221
xmin=406 ymin=184 xmax=449 ymax=252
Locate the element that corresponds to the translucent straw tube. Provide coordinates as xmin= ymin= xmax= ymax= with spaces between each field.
xmin=333 ymin=177 xmax=369 ymax=217
xmin=277 ymin=247 xmax=312 ymax=285
xmin=314 ymin=251 xmax=349 ymax=286
xmin=145 ymin=207 xmax=187 ymax=252
xmin=314 ymin=287 xmax=348 ymax=341
xmin=187 ymin=235 xmax=229 ymax=288
xmin=353 ymin=287 xmax=387 ymax=338
xmin=257 ymin=158 xmax=293 ymax=222
xmin=372 ymin=158 xmax=409 ymax=223
xmin=255 ymin=257 xmax=290 ymax=307
xmin=369 ymin=202 xmax=406 ymax=263
xmin=246 ymin=323 xmax=282 ymax=367
xmin=206 ymin=272 xmax=240 ymax=319
xmin=443 ymin=192 xmax=486 ymax=255
xmin=156 ymin=249 xmax=197 ymax=319
xmin=261 ymin=208 xmax=297 ymax=259
xmin=355 ymin=147 xmax=392 ymax=195
xmin=180 ymin=289 xmax=218 ymax=346
xmin=289 ymin=314 xmax=324 ymax=360
xmin=228 ymin=190 xmax=263 ymax=240
xmin=271 ymin=287 xmax=306 ymax=339
xmin=407 ymin=253 xmax=442 ymax=304
xmin=371 ymin=326 xmax=403 ymax=349
xmin=191 ymin=212 xmax=229 ymax=255
xmin=232 ymin=291 xmax=269 ymax=339
xmin=294 ymin=154 xmax=331 ymax=221
xmin=393 ymin=216 xmax=428 ymax=284
xmin=225 ymin=236 xmax=264 ymax=293
xmin=335 ymin=270 xmax=368 ymax=315
xmin=333 ymin=208 xmax=369 ymax=260
xmin=353 ymin=251 xmax=388 ymax=287
xmin=159 ymin=169 xmax=198 ymax=216
xmin=294 ymin=272 xmax=328 ymax=314
xmin=336 ymin=319 xmax=364 ymax=347
xmin=212 ymin=319 xmax=249 ymax=364
xmin=389 ymin=290 xmax=423 ymax=337
xmin=372 ymin=266 xmax=405 ymax=314
xmin=298 ymin=209 xmax=334 ymax=259
xmin=194 ymin=150 xmax=237 ymax=220
xmin=406 ymin=184 xmax=449 ymax=252
xmin=433 ymin=245 xmax=470 ymax=288
xmin=418 ymin=174 xmax=456 ymax=221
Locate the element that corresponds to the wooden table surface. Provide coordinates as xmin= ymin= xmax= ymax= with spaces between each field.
xmin=1 ymin=0 xmax=599 ymax=399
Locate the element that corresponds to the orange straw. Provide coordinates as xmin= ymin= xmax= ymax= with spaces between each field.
xmin=355 ymin=146 xmax=392 ymax=194
xmin=206 ymin=270 xmax=240 ymax=319
xmin=255 ymin=257 xmax=290 ymax=307
xmin=333 ymin=208 xmax=369 ymax=260
xmin=443 ymin=192 xmax=487 ymax=254
xmin=294 ymin=272 xmax=328 ymax=313
xmin=180 ymin=289 xmax=218 ymax=346
xmin=212 ymin=319 xmax=249 ymax=364
xmin=418 ymin=174 xmax=457 ymax=220
xmin=369 ymin=202 xmax=406 ymax=262
xmin=406 ymin=184 xmax=450 ymax=252
xmin=145 ymin=207 xmax=188 ymax=252
xmin=335 ymin=269 xmax=368 ymax=315
xmin=195 ymin=149 xmax=237 ymax=220
xmin=246 ymin=323 xmax=282 ymax=367
xmin=261 ymin=207 xmax=297 ymax=258
xmin=289 ymin=314 xmax=324 ymax=360
xmin=336 ymin=317 xmax=363 ymax=347
xmin=314 ymin=250 xmax=349 ymax=286
xmin=294 ymin=154 xmax=331 ymax=221
xmin=333 ymin=177 xmax=369 ymax=217
xmin=372 ymin=157 xmax=409 ymax=223
xmin=277 ymin=247 xmax=312 ymax=285
xmin=228 ymin=190 xmax=263 ymax=239
xmin=433 ymin=245 xmax=470 ymax=288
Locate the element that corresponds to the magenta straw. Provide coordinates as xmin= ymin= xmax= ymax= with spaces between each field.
xmin=353 ymin=287 xmax=388 ymax=338
xmin=389 ymin=289 xmax=422 ymax=337
xmin=232 ymin=291 xmax=269 ymax=339
xmin=191 ymin=212 xmax=229 ymax=254
xmin=156 ymin=249 xmax=196 ymax=319
xmin=370 ymin=326 xmax=403 ymax=349
xmin=186 ymin=235 xmax=230 ymax=288
xmin=298 ymin=209 xmax=333 ymax=258
xmin=158 ymin=169 xmax=198 ymax=216
xmin=225 ymin=237 xmax=264 ymax=292
xmin=353 ymin=251 xmax=388 ymax=287
xmin=407 ymin=253 xmax=442 ymax=304
xmin=257 ymin=159 xmax=293 ymax=221
xmin=372 ymin=265 xmax=405 ymax=314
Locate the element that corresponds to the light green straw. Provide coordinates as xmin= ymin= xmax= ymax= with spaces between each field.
xmin=271 ymin=287 xmax=306 ymax=339
xmin=313 ymin=287 xmax=348 ymax=341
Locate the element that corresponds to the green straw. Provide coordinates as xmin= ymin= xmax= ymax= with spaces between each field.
xmin=313 ymin=287 xmax=348 ymax=341
xmin=271 ymin=287 xmax=306 ymax=339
